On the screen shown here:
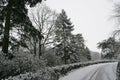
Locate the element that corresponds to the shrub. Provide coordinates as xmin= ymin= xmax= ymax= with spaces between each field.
xmin=0 ymin=51 xmax=46 ymax=79
xmin=42 ymin=52 xmax=62 ymax=67
xmin=3 ymin=68 xmax=59 ymax=80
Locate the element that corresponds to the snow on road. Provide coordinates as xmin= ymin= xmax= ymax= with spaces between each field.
xmin=59 ymin=62 xmax=118 ymax=80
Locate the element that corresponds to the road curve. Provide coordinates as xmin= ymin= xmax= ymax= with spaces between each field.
xmin=59 ymin=62 xmax=118 ymax=80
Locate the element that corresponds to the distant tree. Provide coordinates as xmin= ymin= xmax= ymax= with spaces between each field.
xmin=69 ymin=34 xmax=83 ymax=62
xmin=97 ymin=37 xmax=117 ymax=59
xmin=84 ymin=47 xmax=91 ymax=60
xmin=54 ymin=9 xmax=74 ymax=64
xmin=0 ymin=0 xmax=43 ymax=56
xmin=70 ymin=34 xmax=91 ymax=62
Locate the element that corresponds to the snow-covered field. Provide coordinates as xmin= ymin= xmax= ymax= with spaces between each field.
xmin=59 ymin=62 xmax=118 ymax=80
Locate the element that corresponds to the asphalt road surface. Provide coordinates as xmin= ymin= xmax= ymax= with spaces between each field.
xmin=59 ymin=62 xmax=118 ymax=80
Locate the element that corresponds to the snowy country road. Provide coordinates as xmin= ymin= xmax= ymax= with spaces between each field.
xmin=59 ymin=62 xmax=118 ymax=80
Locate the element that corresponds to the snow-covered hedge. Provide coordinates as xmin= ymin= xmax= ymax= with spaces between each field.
xmin=2 ymin=69 xmax=59 ymax=80
xmin=3 ymin=60 xmax=117 ymax=80
xmin=50 ymin=60 xmax=117 ymax=76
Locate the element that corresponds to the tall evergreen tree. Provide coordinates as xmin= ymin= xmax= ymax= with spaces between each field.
xmin=54 ymin=9 xmax=74 ymax=64
xmin=69 ymin=34 xmax=91 ymax=62
xmin=69 ymin=34 xmax=84 ymax=62
xmin=0 ymin=0 xmax=42 ymax=55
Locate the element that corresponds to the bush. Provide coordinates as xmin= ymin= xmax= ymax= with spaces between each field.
xmin=3 ymin=60 xmax=116 ymax=80
xmin=3 ymin=68 xmax=59 ymax=80
xmin=42 ymin=52 xmax=62 ymax=67
xmin=0 ymin=51 xmax=46 ymax=79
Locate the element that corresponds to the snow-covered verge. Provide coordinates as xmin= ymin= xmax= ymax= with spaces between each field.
xmin=3 ymin=60 xmax=117 ymax=80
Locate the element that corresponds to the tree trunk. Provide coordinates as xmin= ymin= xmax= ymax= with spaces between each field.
xmin=63 ymin=28 xmax=67 ymax=64
xmin=33 ymin=39 xmax=37 ymax=57
xmin=2 ymin=3 xmax=12 ymax=54
xmin=64 ymin=48 xmax=67 ymax=64
xmin=39 ymin=40 xmax=42 ymax=58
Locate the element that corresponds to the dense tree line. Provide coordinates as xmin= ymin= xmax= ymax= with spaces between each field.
xmin=0 ymin=1 xmax=91 ymax=63
xmin=0 ymin=1 xmax=91 ymax=79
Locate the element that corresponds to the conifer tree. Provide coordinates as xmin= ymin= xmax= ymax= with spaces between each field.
xmin=54 ymin=9 xmax=74 ymax=64
xmin=0 ymin=0 xmax=42 ymax=55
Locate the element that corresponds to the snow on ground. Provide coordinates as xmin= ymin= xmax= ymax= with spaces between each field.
xmin=59 ymin=62 xmax=118 ymax=80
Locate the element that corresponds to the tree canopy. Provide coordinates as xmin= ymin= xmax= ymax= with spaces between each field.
xmin=0 ymin=0 xmax=43 ymax=55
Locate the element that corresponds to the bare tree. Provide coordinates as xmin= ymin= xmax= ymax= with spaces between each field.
xmin=29 ymin=3 xmax=57 ymax=58
xmin=113 ymin=2 xmax=120 ymax=38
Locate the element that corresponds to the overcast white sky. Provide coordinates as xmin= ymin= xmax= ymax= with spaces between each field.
xmin=45 ymin=0 xmax=118 ymax=52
